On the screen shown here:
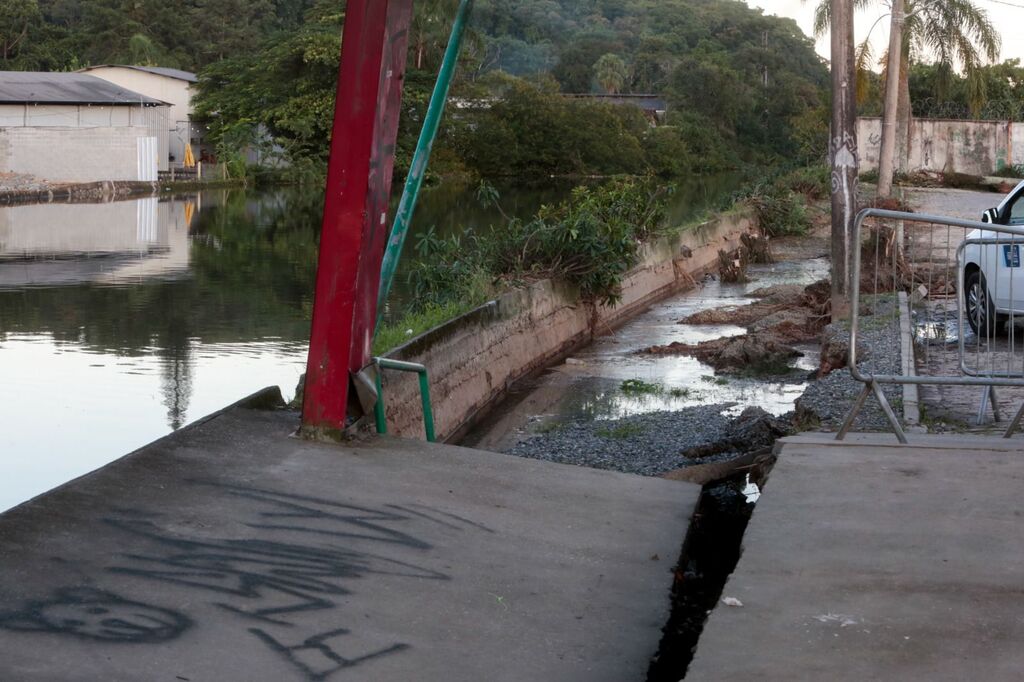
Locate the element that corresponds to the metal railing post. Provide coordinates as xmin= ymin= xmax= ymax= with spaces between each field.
xmin=842 ymin=208 xmax=1024 ymax=442
xmin=373 ymin=358 xmax=437 ymax=442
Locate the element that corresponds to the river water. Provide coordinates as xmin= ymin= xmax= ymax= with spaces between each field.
xmin=0 ymin=176 xmax=738 ymax=511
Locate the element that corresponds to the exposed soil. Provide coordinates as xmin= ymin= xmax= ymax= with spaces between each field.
xmin=642 ymin=333 xmax=803 ymax=373
xmin=642 ymin=279 xmax=832 ymax=371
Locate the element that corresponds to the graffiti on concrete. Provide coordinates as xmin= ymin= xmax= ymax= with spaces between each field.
xmin=0 ymin=483 xmax=491 ymax=680
xmin=0 ymin=587 xmax=191 ymax=643
xmin=251 ymin=627 xmax=410 ymax=681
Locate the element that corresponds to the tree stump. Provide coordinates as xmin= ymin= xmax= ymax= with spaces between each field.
xmin=718 ymin=248 xmax=749 ymax=283
xmin=741 ymin=233 xmax=773 ymax=264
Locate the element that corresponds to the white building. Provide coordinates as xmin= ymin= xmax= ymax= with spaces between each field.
xmin=78 ymin=65 xmax=200 ymax=170
xmin=0 ymin=71 xmax=170 ymax=182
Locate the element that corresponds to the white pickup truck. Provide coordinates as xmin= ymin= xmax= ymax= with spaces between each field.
xmin=962 ymin=179 xmax=1024 ymax=335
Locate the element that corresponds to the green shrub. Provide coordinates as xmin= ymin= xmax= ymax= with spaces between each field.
xmin=992 ymin=164 xmax=1024 ymax=179
xmin=485 ymin=177 xmax=671 ymax=305
xmin=745 ymin=183 xmax=810 ymax=237
xmin=779 ymin=164 xmax=830 ymax=200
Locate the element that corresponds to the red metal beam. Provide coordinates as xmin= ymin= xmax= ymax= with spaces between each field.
xmin=302 ymin=0 xmax=414 ymax=434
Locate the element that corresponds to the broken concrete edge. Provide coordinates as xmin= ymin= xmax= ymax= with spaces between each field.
xmin=1 ymin=385 xmax=286 ymax=517
xmin=778 ymin=430 xmax=1023 ymax=451
xmin=380 ymin=208 xmax=760 ymax=442
xmin=897 ymin=291 xmax=922 ymax=427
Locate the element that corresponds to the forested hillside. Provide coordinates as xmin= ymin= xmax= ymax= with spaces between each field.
xmin=2 ymin=0 xmax=830 ymax=180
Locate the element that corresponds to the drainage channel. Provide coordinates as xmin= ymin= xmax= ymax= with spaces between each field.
xmin=646 ymin=463 xmax=772 ymax=680
xmin=459 ymin=244 xmax=831 ymax=680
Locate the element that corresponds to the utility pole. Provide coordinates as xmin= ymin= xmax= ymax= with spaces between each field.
xmin=301 ymin=0 xmax=414 ymax=437
xmin=877 ymin=0 xmax=904 ymax=198
xmin=830 ymin=0 xmax=859 ymax=319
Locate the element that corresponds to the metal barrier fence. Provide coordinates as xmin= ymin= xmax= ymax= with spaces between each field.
xmin=839 ymin=208 xmax=1024 ymax=442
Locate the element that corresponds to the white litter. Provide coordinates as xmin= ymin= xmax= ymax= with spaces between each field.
xmin=814 ymin=613 xmax=859 ymax=627
xmin=742 ymin=474 xmax=761 ymax=503
xmin=722 ymin=597 xmax=743 ymax=607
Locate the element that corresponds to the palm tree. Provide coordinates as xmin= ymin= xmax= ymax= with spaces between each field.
xmin=594 ymin=53 xmax=629 ymax=95
xmin=813 ymin=0 xmax=1000 ymax=180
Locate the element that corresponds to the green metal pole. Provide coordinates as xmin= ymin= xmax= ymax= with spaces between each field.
xmin=374 ymin=357 xmax=437 ymax=442
xmin=373 ymin=363 xmax=387 ymax=435
xmin=376 ymin=0 xmax=474 ymax=333
xmin=417 ymin=370 xmax=436 ymax=443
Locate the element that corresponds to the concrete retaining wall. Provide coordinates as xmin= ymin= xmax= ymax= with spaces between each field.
xmin=379 ymin=210 xmax=757 ymax=441
xmin=858 ymin=117 xmax=1024 ymax=176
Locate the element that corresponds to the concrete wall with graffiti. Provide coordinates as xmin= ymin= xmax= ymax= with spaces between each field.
xmin=858 ymin=117 xmax=1024 ymax=176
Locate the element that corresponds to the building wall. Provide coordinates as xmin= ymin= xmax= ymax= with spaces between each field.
xmin=858 ymin=117 xmax=1024 ymax=176
xmin=82 ymin=67 xmax=193 ymax=167
xmin=0 ymin=102 xmax=169 ymax=177
xmin=0 ymin=126 xmax=162 ymax=182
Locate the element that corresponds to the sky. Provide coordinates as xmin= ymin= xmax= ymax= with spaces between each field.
xmin=747 ymin=0 xmax=1024 ymax=68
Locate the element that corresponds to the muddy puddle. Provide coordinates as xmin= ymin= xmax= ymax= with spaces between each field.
xmin=463 ymin=257 xmax=830 ymax=452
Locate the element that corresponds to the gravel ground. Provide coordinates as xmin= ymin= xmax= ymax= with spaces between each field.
xmin=506 ymin=405 xmax=736 ymax=476
xmin=502 ymin=297 xmax=906 ymax=476
xmin=796 ymin=295 xmax=903 ymax=431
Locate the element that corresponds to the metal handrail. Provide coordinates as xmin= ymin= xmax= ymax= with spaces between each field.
xmin=373 ymin=357 xmax=437 ymax=442
xmin=841 ymin=208 xmax=1024 ymax=443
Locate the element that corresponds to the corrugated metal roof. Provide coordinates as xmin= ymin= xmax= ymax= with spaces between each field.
xmin=0 ymin=72 xmax=168 ymax=106
xmin=79 ymin=65 xmax=198 ymax=84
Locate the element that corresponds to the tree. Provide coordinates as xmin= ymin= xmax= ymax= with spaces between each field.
xmin=594 ymin=53 xmax=628 ymax=94
xmin=814 ymin=0 xmax=999 ymax=178
xmin=411 ymin=0 xmax=460 ymax=70
xmin=0 ymin=0 xmax=41 ymax=62
xmin=830 ymin=0 xmax=858 ymax=317
xmin=877 ymin=0 xmax=904 ymax=197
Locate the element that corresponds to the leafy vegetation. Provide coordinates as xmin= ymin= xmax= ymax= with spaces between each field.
xmin=620 ymin=378 xmax=664 ymax=396
xmin=4 ymin=1 xmax=831 ymax=181
xmin=405 ymin=177 xmax=670 ymax=315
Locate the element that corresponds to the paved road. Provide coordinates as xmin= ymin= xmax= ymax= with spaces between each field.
xmin=688 ymin=432 xmax=1024 ymax=681
xmin=0 ymin=393 xmax=699 ymax=681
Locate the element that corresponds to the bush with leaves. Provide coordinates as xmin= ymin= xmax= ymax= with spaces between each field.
xmin=485 ymin=178 xmax=671 ymax=305
xmin=745 ymin=182 xmax=810 ymax=237
xmin=403 ymin=177 xmax=671 ymax=311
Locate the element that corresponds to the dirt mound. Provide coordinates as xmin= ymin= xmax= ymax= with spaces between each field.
xmin=748 ymin=284 xmax=805 ymax=305
xmin=643 ymin=332 xmax=802 ymax=374
xmin=682 ymin=279 xmax=830 ymax=344
xmin=681 ymin=303 xmax=783 ymax=327
xmin=679 ymin=407 xmax=792 ymax=460
xmin=749 ymin=308 xmax=819 ymax=343
xmin=682 ymin=279 xmax=830 ymax=331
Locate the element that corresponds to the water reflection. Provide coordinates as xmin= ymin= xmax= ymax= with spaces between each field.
xmin=0 ymin=175 xmax=742 ymax=512
xmin=0 ymin=189 xmax=318 ymax=511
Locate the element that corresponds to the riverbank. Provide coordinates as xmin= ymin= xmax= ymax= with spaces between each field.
xmin=0 ymin=172 xmax=246 ymax=206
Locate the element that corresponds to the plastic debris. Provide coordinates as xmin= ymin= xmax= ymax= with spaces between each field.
xmin=742 ymin=474 xmax=761 ymax=503
xmin=722 ymin=597 xmax=743 ymax=607
xmin=814 ymin=613 xmax=859 ymax=627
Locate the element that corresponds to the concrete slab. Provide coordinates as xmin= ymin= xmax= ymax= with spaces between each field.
xmin=782 ymin=431 xmax=1024 ymax=452
xmin=0 ymin=400 xmax=699 ymax=681
xmin=688 ymin=433 xmax=1024 ymax=681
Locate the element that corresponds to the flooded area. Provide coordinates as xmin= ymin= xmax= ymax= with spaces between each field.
xmin=0 ymin=175 xmax=741 ymax=511
xmin=464 ymin=256 xmax=831 ymax=453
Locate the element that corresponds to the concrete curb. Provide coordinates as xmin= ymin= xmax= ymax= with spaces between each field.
xmin=897 ymin=290 xmax=921 ymax=426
